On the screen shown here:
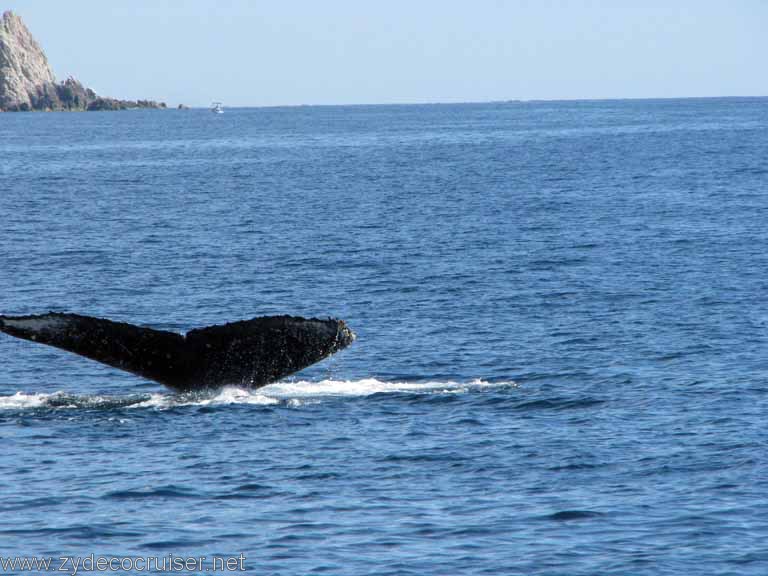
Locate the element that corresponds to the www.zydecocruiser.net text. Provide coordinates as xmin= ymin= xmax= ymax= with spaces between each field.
xmin=0 ymin=554 xmax=247 ymax=574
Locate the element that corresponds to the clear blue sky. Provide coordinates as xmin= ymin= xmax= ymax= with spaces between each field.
xmin=5 ymin=0 xmax=767 ymax=107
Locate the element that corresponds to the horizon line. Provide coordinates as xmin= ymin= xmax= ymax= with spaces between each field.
xmin=182 ymin=94 xmax=767 ymax=110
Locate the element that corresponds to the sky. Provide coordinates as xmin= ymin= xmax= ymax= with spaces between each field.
xmin=4 ymin=1 xmax=767 ymax=107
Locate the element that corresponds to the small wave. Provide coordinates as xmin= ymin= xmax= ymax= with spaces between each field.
xmin=104 ymin=485 xmax=199 ymax=500
xmin=543 ymin=510 xmax=605 ymax=521
xmin=0 ymin=379 xmax=512 ymax=412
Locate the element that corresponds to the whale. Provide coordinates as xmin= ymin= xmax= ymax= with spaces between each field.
xmin=0 ymin=312 xmax=355 ymax=391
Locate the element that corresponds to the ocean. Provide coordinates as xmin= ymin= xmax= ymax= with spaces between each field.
xmin=1 ymin=98 xmax=767 ymax=575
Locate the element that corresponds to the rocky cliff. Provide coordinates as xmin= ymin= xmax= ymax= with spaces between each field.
xmin=0 ymin=10 xmax=165 ymax=111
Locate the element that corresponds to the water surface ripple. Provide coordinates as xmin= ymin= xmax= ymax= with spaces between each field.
xmin=2 ymin=99 xmax=768 ymax=575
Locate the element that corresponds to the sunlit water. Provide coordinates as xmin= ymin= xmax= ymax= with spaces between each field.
xmin=2 ymin=99 xmax=768 ymax=575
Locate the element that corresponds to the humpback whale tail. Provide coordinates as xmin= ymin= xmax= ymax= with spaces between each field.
xmin=0 ymin=312 xmax=355 ymax=392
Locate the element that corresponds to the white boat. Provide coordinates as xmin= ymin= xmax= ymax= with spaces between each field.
xmin=211 ymin=102 xmax=224 ymax=114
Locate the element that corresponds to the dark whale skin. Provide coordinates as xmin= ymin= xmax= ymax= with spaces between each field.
xmin=0 ymin=312 xmax=355 ymax=391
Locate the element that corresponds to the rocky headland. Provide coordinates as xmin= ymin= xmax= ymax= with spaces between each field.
xmin=0 ymin=10 xmax=165 ymax=111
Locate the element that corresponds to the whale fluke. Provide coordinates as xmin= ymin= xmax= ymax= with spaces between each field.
xmin=0 ymin=312 xmax=355 ymax=391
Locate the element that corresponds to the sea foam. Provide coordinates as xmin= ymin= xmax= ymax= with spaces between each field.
xmin=0 ymin=379 xmax=512 ymax=411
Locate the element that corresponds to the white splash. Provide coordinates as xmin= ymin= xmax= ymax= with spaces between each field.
xmin=260 ymin=377 xmax=510 ymax=398
xmin=0 ymin=391 xmax=52 ymax=409
xmin=131 ymin=387 xmax=279 ymax=409
xmin=0 ymin=379 xmax=513 ymax=411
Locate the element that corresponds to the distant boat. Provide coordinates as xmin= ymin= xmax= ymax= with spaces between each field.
xmin=211 ymin=102 xmax=224 ymax=114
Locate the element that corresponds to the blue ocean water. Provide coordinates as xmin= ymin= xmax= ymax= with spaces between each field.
xmin=1 ymin=98 xmax=767 ymax=575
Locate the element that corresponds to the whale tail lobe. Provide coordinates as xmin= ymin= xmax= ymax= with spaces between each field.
xmin=0 ymin=312 xmax=355 ymax=391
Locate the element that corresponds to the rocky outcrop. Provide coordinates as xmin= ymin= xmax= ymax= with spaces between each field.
xmin=0 ymin=10 xmax=56 ymax=110
xmin=0 ymin=10 xmax=165 ymax=111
